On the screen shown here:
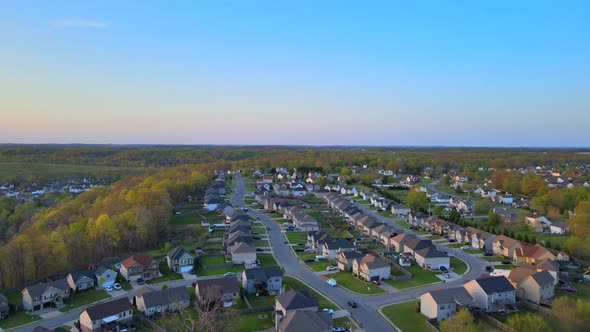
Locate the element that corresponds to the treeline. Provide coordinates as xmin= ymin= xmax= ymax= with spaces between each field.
xmin=0 ymin=166 xmax=211 ymax=289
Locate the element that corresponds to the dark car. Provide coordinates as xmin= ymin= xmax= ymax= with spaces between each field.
xmin=256 ymin=248 xmax=264 ymax=252
xmin=189 ymin=268 xmax=196 ymax=275
xmin=333 ymin=328 xmax=350 ymax=332
xmin=283 ymin=241 xmax=288 ymax=244
xmin=136 ymin=278 xmax=145 ymax=285
xmin=486 ymin=266 xmax=494 ymax=272
xmin=294 ymin=249 xmax=304 ymax=252
xmin=449 ymin=239 xmax=457 ymax=242
xmin=501 ymin=260 xmax=512 ymax=265
xmin=439 ymin=266 xmax=448 ymax=272
xmin=347 ymin=301 xmax=357 ymax=308
xmin=252 ymin=236 xmax=261 ymax=240
xmin=484 ymin=251 xmax=493 ymax=256
xmin=304 ymin=258 xmax=315 ymax=262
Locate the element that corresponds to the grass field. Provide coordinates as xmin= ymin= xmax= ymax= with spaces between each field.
xmin=234 ymin=311 xmax=275 ymax=332
xmin=196 ymin=264 xmax=244 ymax=277
xmin=282 ymin=276 xmax=337 ymax=309
xmin=385 ymin=265 xmax=441 ymax=289
xmin=381 ymin=300 xmax=429 ymax=332
xmin=284 ymin=231 xmax=307 ymax=243
xmin=257 ymin=253 xmax=279 ymax=267
xmin=253 ymin=239 xmax=270 ymax=247
xmin=324 ymin=272 xmax=385 ymax=295
xmin=246 ymin=294 xmax=276 ymax=307
xmin=306 ymin=260 xmax=332 ymax=272
xmin=60 ymin=288 xmax=110 ymax=312
xmin=170 ymin=213 xmax=204 ymax=225
xmin=396 ymin=220 xmax=411 ymax=229
xmin=0 ymin=310 xmax=42 ymax=329
xmin=450 ymin=256 xmax=468 ymax=275
xmin=200 ymin=255 xmax=226 ymax=265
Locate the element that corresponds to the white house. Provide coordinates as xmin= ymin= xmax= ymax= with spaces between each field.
xmin=420 ymin=287 xmax=474 ymax=322
xmin=463 ymin=276 xmax=516 ymax=312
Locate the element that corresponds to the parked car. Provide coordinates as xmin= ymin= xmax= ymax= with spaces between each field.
xmin=449 ymin=239 xmax=457 ymax=242
xmin=294 ymin=249 xmax=304 ymax=252
xmin=256 ymin=248 xmax=264 ymax=252
xmin=326 ymin=279 xmax=338 ymax=287
xmin=189 ymin=268 xmax=196 ymax=275
xmin=326 ymin=266 xmax=337 ymax=271
xmin=486 ymin=266 xmax=494 ymax=272
xmin=484 ymin=251 xmax=493 ymax=256
xmin=304 ymin=258 xmax=315 ymax=263
xmin=283 ymin=241 xmax=288 ymax=244
xmin=501 ymin=260 xmax=512 ymax=265
xmin=304 ymin=248 xmax=314 ymax=252
xmin=371 ymin=280 xmax=381 ymax=285
xmin=136 ymin=278 xmax=145 ymax=285
xmin=460 ymin=245 xmax=471 ymax=250
xmin=112 ymin=283 xmax=122 ymax=290
xmin=224 ymin=272 xmax=236 ymax=277
xmin=322 ymin=308 xmax=335 ymax=315
xmin=347 ymin=301 xmax=357 ymax=308
xmin=439 ymin=266 xmax=448 ymax=272
xmin=252 ymin=236 xmax=261 ymax=240
xmin=104 ymin=285 xmax=113 ymax=292
xmin=444 ymin=273 xmax=452 ymax=279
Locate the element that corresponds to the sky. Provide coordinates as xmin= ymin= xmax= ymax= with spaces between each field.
xmin=1 ymin=1 xmax=589 ymax=147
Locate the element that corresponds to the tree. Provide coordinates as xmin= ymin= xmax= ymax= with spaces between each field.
xmin=506 ymin=312 xmax=549 ymax=332
xmin=439 ymin=308 xmax=479 ymax=332
xmin=487 ymin=210 xmax=501 ymax=227
xmin=407 ymin=191 xmax=427 ymax=211
xmin=551 ymin=297 xmax=590 ymax=332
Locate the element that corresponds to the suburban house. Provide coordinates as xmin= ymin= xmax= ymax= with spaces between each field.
xmin=226 ymin=231 xmax=253 ymax=247
xmin=322 ymin=238 xmax=355 ymax=260
xmin=508 ymin=268 xmax=555 ymax=304
xmin=556 ymin=252 xmax=570 ymax=262
xmin=79 ymin=297 xmax=133 ymax=332
xmin=370 ymin=224 xmax=392 ymax=241
xmin=513 ymin=244 xmax=556 ymax=265
xmin=352 ymin=255 xmax=390 ymax=281
xmin=420 ymin=287 xmax=474 ymax=322
xmin=336 ymin=250 xmax=364 ymax=272
xmin=492 ymin=235 xmax=522 ymax=258
xmin=277 ymin=310 xmax=333 ymax=332
xmin=120 ymin=254 xmax=160 ymax=282
xmin=519 ymin=260 xmax=560 ymax=285
xmin=493 ymin=208 xmax=518 ymax=223
xmin=463 ymin=276 xmax=516 ymax=312
xmin=22 ymin=279 xmax=71 ymax=313
xmin=470 ymin=231 xmax=496 ymax=251
xmin=525 ymin=215 xmax=552 ymax=232
xmin=194 ymin=276 xmax=240 ymax=307
xmin=66 ymin=270 xmax=96 ymax=292
xmin=0 ymin=293 xmax=8 ymax=319
xmin=241 ymin=266 xmax=283 ymax=295
xmin=166 ymin=246 xmax=194 ymax=273
xmin=402 ymin=238 xmax=434 ymax=257
xmin=413 ymin=246 xmax=450 ymax=270
xmin=134 ymin=286 xmax=190 ymax=316
xmin=379 ymin=229 xmax=398 ymax=250
xmin=275 ymin=290 xmax=318 ymax=317
xmin=391 ymin=204 xmax=411 ymax=216
xmin=391 ymin=233 xmax=416 ymax=253
xmin=228 ymin=242 xmax=257 ymax=264
xmin=94 ymin=266 xmax=117 ymax=287
xmin=307 ymin=231 xmax=334 ymax=254
xmin=549 ymin=221 xmax=569 ymax=235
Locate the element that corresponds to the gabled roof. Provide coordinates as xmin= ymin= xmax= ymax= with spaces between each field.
xmin=530 ymin=270 xmax=555 ymax=287
xmin=414 ymin=246 xmax=447 ymax=259
xmin=278 ymin=310 xmax=333 ymax=332
xmin=243 ymin=266 xmax=282 ymax=281
xmin=121 ymin=254 xmax=157 ymax=269
xmin=69 ymin=270 xmax=97 ymax=283
xmin=472 ymin=275 xmax=515 ymax=294
xmin=324 ymin=238 xmax=354 ymax=250
xmin=404 ymin=238 xmax=433 ymax=251
xmin=83 ymin=297 xmax=133 ymax=321
xmin=140 ymin=286 xmax=189 ymax=308
xmin=391 ymin=233 xmax=416 ymax=245
xmin=276 ymin=290 xmax=318 ymax=311
xmin=493 ymin=235 xmax=520 ymax=249
xmin=426 ymin=287 xmax=474 ymax=306
xmin=507 ymin=267 xmax=536 ymax=285
xmin=514 ymin=244 xmax=553 ymax=260
xmin=337 ymin=250 xmax=364 ymax=260
xmin=95 ymin=265 xmax=115 ymax=276
xmin=229 ymin=242 xmax=256 ymax=254
xmin=358 ymin=255 xmax=389 ymax=270
xmin=195 ymin=276 xmax=240 ymax=300
xmin=167 ymin=246 xmax=193 ymax=261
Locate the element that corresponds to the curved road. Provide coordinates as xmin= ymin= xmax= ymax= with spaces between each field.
xmin=232 ymin=173 xmax=486 ymax=332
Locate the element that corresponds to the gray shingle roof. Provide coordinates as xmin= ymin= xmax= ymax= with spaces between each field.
xmin=276 ymin=290 xmax=318 ymax=311
xmin=243 ymin=266 xmax=282 ymax=281
xmin=324 ymin=238 xmax=354 ymax=250
xmin=278 ymin=310 xmax=332 ymax=332
xmin=69 ymin=270 xmax=97 ymax=283
xmin=84 ymin=297 xmax=132 ymax=321
xmin=530 ymin=270 xmax=555 ymax=287
xmin=427 ymin=287 xmax=474 ymax=306
xmin=140 ymin=286 xmax=189 ymax=308
xmin=475 ymin=276 xmax=515 ymax=294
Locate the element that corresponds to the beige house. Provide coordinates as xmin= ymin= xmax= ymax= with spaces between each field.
xmin=492 ymin=235 xmax=521 ymax=258
xmin=420 ymin=287 xmax=474 ymax=322
xmin=134 ymin=286 xmax=190 ymax=316
xmin=120 ymin=254 xmax=160 ymax=281
xmin=463 ymin=276 xmax=516 ymax=312
xmin=166 ymin=246 xmax=194 ymax=273
xmin=336 ymin=250 xmax=363 ymax=272
xmin=352 ymin=255 xmax=390 ymax=282
xmin=513 ymin=244 xmax=555 ymax=265
xmin=413 ymin=246 xmax=450 ymax=270
xmin=508 ymin=268 xmax=555 ymax=304
xmin=322 ymin=239 xmax=354 ymax=260
xmin=79 ymin=297 xmax=133 ymax=332
xmin=194 ymin=276 xmax=240 ymax=307
xmin=228 ymin=242 xmax=257 ymax=264
xmin=22 ymin=279 xmax=71 ymax=313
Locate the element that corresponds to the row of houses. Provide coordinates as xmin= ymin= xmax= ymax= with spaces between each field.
xmin=204 ymin=172 xmax=227 ymax=211
xmin=224 ymin=210 xmax=258 ymax=265
xmin=255 ymin=196 xmax=320 ymax=231
xmin=323 ymin=187 xmax=412 ymax=216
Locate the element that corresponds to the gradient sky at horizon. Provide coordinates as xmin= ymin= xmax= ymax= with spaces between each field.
xmin=1 ymin=1 xmax=589 ymax=146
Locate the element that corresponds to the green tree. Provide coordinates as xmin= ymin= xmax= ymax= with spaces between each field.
xmin=506 ymin=312 xmax=549 ymax=332
xmin=439 ymin=308 xmax=479 ymax=332
xmin=487 ymin=210 xmax=501 ymax=227
xmin=407 ymin=191 xmax=427 ymax=211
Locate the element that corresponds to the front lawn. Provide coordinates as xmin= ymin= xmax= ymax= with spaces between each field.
xmin=196 ymin=264 xmax=244 ymax=277
xmin=0 ymin=310 xmax=42 ymax=329
xmin=396 ymin=221 xmax=411 ymax=228
xmin=465 ymin=249 xmax=482 ymax=254
xmin=494 ymin=264 xmax=514 ymax=270
xmin=146 ymin=263 xmax=184 ymax=284
xmin=257 ymin=253 xmax=279 ymax=267
xmin=306 ymin=260 xmax=332 ymax=272
xmin=333 ymin=317 xmax=355 ymax=330
xmin=234 ymin=311 xmax=275 ymax=332
xmin=381 ymin=300 xmax=429 ymax=332
xmin=450 ymin=256 xmax=468 ymax=275
xmin=253 ymin=239 xmax=270 ymax=247
xmin=60 ymin=288 xmax=110 ymax=312
xmin=480 ymin=256 xmax=506 ymax=262
xmin=282 ymin=276 xmax=337 ymax=309
xmin=284 ymin=231 xmax=307 ymax=243
xmin=384 ymin=265 xmax=441 ymax=289
xmin=324 ymin=272 xmax=385 ymax=295
xmin=200 ymin=255 xmax=227 ymax=265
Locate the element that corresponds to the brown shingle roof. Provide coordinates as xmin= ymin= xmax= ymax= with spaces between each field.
xmin=121 ymin=254 xmax=157 ymax=269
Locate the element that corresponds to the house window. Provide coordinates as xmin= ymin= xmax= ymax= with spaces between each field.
xmin=440 ymin=305 xmax=445 ymax=310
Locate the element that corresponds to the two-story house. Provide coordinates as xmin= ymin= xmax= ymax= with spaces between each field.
xmin=463 ymin=276 xmax=516 ymax=312
xmin=66 ymin=270 xmax=96 ymax=292
xmin=508 ymin=268 xmax=555 ymax=304
xmin=492 ymin=235 xmax=521 ymax=258
xmin=166 ymin=246 xmax=194 ymax=273
xmin=134 ymin=286 xmax=190 ymax=317
xmin=420 ymin=287 xmax=474 ymax=322
xmin=241 ymin=266 xmax=282 ymax=295
xmin=194 ymin=276 xmax=240 ymax=307
xmin=352 ymin=255 xmax=390 ymax=282
xmin=120 ymin=254 xmax=160 ymax=282
xmin=513 ymin=244 xmax=555 ymax=265
xmin=79 ymin=297 xmax=133 ymax=332
xmin=336 ymin=250 xmax=363 ymax=272
xmin=322 ymin=238 xmax=354 ymax=260
xmin=22 ymin=279 xmax=71 ymax=313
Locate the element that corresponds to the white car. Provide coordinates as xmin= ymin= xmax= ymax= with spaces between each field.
xmin=326 ymin=279 xmax=338 ymax=287
xmin=104 ymin=285 xmax=113 ymax=292
xmin=460 ymin=245 xmax=471 ymax=250
xmin=112 ymin=283 xmax=122 ymax=290
xmin=326 ymin=266 xmax=337 ymax=271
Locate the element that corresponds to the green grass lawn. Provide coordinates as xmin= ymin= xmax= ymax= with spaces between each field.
xmin=234 ymin=310 xmax=275 ymax=332
xmin=555 ymin=281 xmax=590 ymax=301
xmin=333 ymin=317 xmax=355 ymax=330
xmin=196 ymin=264 xmax=244 ymax=277
xmin=282 ymin=276 xmax=337 ymax=309
xmin=257 ymin=253 xmax=279 ymax=267
xmin=448 ymin=243 xmax=466 ymax=248
xmin=0 ymin=310 xmax=42 ymax=329
xmin=450 ymin=256 xmax=468 ymax=275
xmin=200 ymin=255 xmax=227 ymax=265
xmin=170 ymin=213 xmax=204 ymax=225
xmin=413 ymin=229 xmax=430 ymax=235
xmin=324 ymin=272 xmax=385 ymax=295
xmin=494 ymin=264 xmax=514 ymax=270
xmin=60 ymin=288 xmax=110 ymax=312
xmin=306 ymin=260 xmax=332 ymax=272
xmin=146 ymin=263 xmax=184 ymax=284
xmin=480 ymin=256 xmax=506 ymax=262
xmin=465 ymin=249 xmax=482 ymax=254
xmin=384 ymin=265 xmax=441 ymax=289
xmin=429 ymin=235 xmax=441 ymax=240
xmin=246 ymin=294 xmax=276 ymax=307
xmin=378 ymin=211 xmax=393 ymax=218
xmin=396 ymin=220 xmax=411 ymax=228
xmin=284 ymin=231 xmax=307 ymax=243
xmin=253 ymin=239 xmax=270 ymax=247
xmin=381 ymin=300 xmax=429 ymax=332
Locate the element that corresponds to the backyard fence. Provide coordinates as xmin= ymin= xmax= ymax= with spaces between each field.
xmin=475 ymin=311 xmax=518 ymax=332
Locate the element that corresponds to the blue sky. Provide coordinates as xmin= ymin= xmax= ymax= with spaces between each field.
xmin=1 ymin=1 xmax=589 ymax=146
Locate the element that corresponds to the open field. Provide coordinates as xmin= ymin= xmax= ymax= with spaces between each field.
xmin=381 ymin=300 xmax=429 ymax=332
